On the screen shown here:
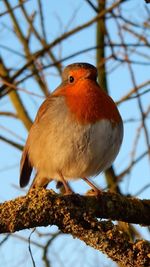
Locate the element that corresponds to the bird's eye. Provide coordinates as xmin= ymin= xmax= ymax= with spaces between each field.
xmin=69 ymin=76 xmax=74 ymax=83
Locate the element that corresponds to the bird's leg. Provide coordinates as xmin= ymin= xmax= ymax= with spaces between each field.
xmin=30 ymin=173 xmax=51 ymax=190
xmin=58 ymin=172 xmax=73 ymax=195
xmin=81 ymin=177 xmax=101 ymax=196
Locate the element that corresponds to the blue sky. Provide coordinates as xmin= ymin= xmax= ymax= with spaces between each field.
xmin=0 ymin=0 xmax=150 ymax=266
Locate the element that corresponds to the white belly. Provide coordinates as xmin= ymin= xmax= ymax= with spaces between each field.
xmin=28 ymin=114 xmax=123 ymax=181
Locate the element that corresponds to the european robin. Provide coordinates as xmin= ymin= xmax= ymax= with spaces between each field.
xmin=20 ymin=63 xmax=123 ymax=194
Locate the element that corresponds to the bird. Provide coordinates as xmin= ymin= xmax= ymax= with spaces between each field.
xmin=20 ymin=62 xmax=123 ymax=195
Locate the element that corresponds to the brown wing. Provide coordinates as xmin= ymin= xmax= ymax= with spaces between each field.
xmin=19 ymin=97 xmax=51 ymax=188
xmin=20 ymin=95 xmax=58 ymax=187
xmin=34 ymin=96 xmax=54 ymax=123
xmin=20 ymin=145 xmax=32 ymax=188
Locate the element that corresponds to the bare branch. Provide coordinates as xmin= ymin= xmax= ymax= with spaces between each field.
xmin=0 ymin=112 xmax=18 ymax=119
xmin=85 ymin=0 xmax=99 ymax=12
xmin=0 ymin=0 xmax=29 ymax=17
xmin=0 ymin=56 xmax=32 ymax=130
xmin=0 ymin=135 xmax=23 ymax=151
xmin=37 ymin=0 xmax=47 ymax=40
xmin=118 ymin=150 xmax=149 ymax=180
xmin=8 ymin=0 xmax=122 ymax=86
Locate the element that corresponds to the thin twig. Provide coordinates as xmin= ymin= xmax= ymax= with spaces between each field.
xmin=28 ymin=228 xmax=36 ymax=267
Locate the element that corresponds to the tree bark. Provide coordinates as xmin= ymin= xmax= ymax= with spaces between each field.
xmin=0 ymin=189 xmax=150 ymax=267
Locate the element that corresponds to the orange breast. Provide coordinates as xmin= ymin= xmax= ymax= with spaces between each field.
xmin=65 ymin=80 xmax=121 ymax=125
xmin=54 ymin=79 xmax=122 ymax=125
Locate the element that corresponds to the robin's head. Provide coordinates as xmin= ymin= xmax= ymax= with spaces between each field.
xmin=62 ymin=63 xmax=98 ymax=84
xmin=53 ymin=62 xmax=121 ymax=124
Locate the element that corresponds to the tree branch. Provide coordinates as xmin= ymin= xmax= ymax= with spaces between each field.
xmin=0 ymin=56 xmax=32 ymax=130
xmin=0 ymin=135 xmax=23 ymax=151
xmin=0 ymin=189 xmax=150 ymax=267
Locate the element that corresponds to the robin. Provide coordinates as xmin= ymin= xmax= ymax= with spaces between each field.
xmin=20 ymin=63 xmax=123 ymax=195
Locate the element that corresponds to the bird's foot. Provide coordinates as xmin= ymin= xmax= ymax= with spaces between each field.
xmin=82 ymin=177 xmax=101 ymax=197
xmin=85 ymin=188 xmax=102 ymax=196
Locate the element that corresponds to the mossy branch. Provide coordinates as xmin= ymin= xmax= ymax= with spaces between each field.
xmin=0 ymin=189 xmax=150 ymax=267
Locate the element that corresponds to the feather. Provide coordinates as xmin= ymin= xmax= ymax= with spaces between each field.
xmin=20 ymin=147 xmax=32 ymax=187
